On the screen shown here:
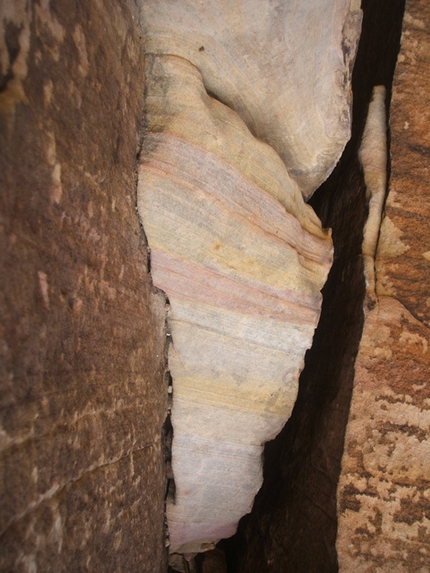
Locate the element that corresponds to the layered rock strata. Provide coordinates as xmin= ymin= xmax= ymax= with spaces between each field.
xmin=138 ymin=53 xmax=333 ymax=556
xmin=138 ymin=0 xmax=362 ymax=556
xmin=337 ymin=0 xmax=430 ymax=569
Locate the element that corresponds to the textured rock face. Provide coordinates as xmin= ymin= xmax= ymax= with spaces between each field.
xmin=0 ymin=1 xmax=167 ymax=572
xmin=224 ymin=2 xmax=405 ymax=571
xmin=337 ymin=299 xmax=430 ymax=571
xmin=140 ymin=0 xmax=362 ymax=198
xmin=138 ymin=0 xmax=362 ymax=557
xmin=337 ymin=0 xmax=430 ymax=569
xmin=138 ymin=54 xmax=333 ymax=555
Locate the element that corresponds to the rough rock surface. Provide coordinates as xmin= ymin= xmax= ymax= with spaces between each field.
xmin=337 ymin=0 xmax=430 ymax=569
xmin=139 ymin=0 xmax=362 ymax=198
xmin=226 ymin=1 xmax=405 ymax=571
xmin=0 ymin=1 xmax=167 ymax=572
xmin=138 ymin=53 xmax=333 ymax=556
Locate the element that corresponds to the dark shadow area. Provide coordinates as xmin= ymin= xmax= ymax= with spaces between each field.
xmin=223 ymin=1 xmax=405 ymax=571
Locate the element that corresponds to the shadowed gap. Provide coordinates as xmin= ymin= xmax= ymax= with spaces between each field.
xmin=222 ymin=1 xmax=405 ymax=571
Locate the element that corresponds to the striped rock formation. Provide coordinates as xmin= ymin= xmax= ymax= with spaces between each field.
xmin=138 ymin=55 xmax=333 ymax=555
xmin=138 ymin=0 xmax=361 ymax=557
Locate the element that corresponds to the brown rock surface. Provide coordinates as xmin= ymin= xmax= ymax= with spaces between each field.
xmin=0 ymin=1 xmax=167 ymax=572
xmin=337 ymin=0 xmax=430 ymax=570
xmin=337 ymin=299 xmax=430 ymax=572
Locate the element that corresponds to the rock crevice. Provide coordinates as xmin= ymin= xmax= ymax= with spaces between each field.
xmin=226 ymin=1 xmax=406 ymax=571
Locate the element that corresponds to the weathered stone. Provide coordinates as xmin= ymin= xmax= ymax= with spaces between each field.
xmin=138 ymin=2 xmax=365 ymax=558
xmin=376 ymin=7 xmax=430 ymax=329
xmin=138 ymin=53 xmax=333 ymax=556
xmin=359 ymin=85 xmax=387 ymax=307
xmin=139 ymin=0 xmax=362 ymax=198
xmin=0 ymin=1 xmax=167 ymax=571
xmin=228 ymin=1 xmax=405 ymax=571
xmin=337 ymin=298 xmax=430 ymax=572
xmin=337 ymin=0 xmax=430 ymax=569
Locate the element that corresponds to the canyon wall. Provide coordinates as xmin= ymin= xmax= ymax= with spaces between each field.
xmin=337 ymin=0 xmax=430 ymax=570
xmin=0 ymin=1 xmax=167 ymax=572
xmin=1 ymin=1 xmax=429 ymax=572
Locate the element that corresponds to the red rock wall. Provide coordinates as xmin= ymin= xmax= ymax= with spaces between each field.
xmin=3 ymin=1 xmax=429 ymax=572
xmin=0 ymin=1 xmax=167 ymax=571
xmin=337 ymin=0 xmax=430 ymax=570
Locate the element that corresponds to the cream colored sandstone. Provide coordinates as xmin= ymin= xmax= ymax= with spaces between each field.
xmin=138 ymin=0 xmax=362 ymax=557
xmin=140 ymin=0 xmax=362 ymax=198
xmin=138 ymin=54 xmax=333 ymax=554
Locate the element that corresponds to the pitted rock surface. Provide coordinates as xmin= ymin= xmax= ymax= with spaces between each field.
xmin=0 ymin=1 xmax=167 ymax=572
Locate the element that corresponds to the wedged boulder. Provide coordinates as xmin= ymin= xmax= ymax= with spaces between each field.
xmin=138 ymin=54 xmax=333 ymax=554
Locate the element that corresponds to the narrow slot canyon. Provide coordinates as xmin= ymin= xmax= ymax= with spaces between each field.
xmin=223 ymin=1 xmax=406 ymax=571
xmin=1 ymin=1 xmax=429 ymax=573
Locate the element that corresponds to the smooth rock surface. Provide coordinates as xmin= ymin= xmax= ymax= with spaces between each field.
xmin=337 ymin=0 xmax=430 ymax=569
xmin=138 ymin=54 xmax=333 ymax=554
xmin=0 ymin=1 xmax=167 ymax=571
xmin=359 ymin=85 xmax=387 ymax=306
xmin=139 ymin=0 xmax=362 ymax=198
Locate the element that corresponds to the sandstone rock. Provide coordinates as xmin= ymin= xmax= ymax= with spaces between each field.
xmin=359 ymin=85 xmax=387 ymax=307
xmin=138 ymin=0 xmax=361 ymax=553
xmin=139 ymin=0 xmax=362 ymax=198
xmin=337 ymin=0 xmax=430 ymax=569
xmin=0 ymin=1 xmax=167 ymax=571
xmin=138 ymin=53 xmax=333 ymax=555
xmin=337 ymin=298 xmax=430 ymax=572
xmin=138 ymin=0 xmax=365 ymax=558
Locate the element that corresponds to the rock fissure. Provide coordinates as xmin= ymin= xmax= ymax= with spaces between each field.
xmin=224 ymin=1 xmax=406 ymax=572
xmin=2 ymin=1 xmax=429 ymax=572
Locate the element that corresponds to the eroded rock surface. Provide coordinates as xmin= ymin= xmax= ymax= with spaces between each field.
xmin=138 ymin=54 xmax=333 ymax=555
xmin=138 ymin=0 xmax=362 ymax=557
xmin=0 ymin=1 xmax=167 ymax=571
xmin=140 ymin=0 xmax=362 ymax=198
xmin=337 ymin=299 xmax=430 ymax=572
xmin=337 ymin=0 xmax=430 ymax=569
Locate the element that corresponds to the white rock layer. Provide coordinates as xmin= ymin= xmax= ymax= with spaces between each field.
xmin=139 ymin=0 xmax=362 ymax=198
